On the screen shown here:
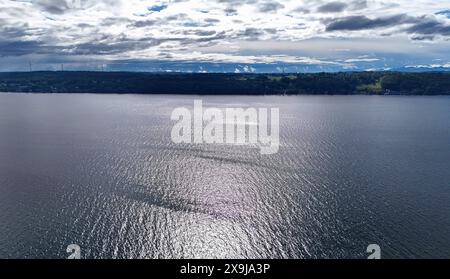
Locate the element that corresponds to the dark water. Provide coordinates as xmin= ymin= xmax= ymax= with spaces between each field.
xmin=0 ymin=94 xmax=449 ymax=259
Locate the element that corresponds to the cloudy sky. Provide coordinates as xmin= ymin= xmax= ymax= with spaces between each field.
xmin=1 ymin=0 xmax=450 ymax=72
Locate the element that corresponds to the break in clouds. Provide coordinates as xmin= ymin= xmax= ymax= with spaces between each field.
xmin=1 ymin=0 xmax=450 ymax=72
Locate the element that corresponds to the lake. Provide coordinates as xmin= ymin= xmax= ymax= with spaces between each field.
xmin=0 ymin=93 xmax=449 ymax=259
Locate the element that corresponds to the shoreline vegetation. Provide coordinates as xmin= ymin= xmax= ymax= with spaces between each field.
xmin=0 ymin=71 xmax=449 ymax=95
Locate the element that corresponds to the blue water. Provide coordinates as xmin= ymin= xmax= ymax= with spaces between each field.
xmin=0 ymin=94 xmax=449 ymax=259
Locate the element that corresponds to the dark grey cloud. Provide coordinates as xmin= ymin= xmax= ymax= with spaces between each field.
xmin=0 ymin=41 xmax=42 ymax=57
xmin=410 ymin=35 xmax=436 ymax=41
xmin=34 ymin=0 xmax=116 ymax=14
xmin=0 ymin=32 xmax=169 ymax=57
xmin=102 ymin=17 xmax=133 ymax=26
xmin=224 ymin=8 xmax=238 ymax=16
xmin=129 ymin=20 xmax=156 ymax=28
xmin=204 ymin=18 xmax=220 ymax=23
xmin=264 ymin=28 xmax=277 ymax=34
xmin=35 ymin=0 xmax=71 ymax=14
xmin=182 ymin=30 xmax=217 ymax=36
xmin=0 ymin=25 xmax=29 ymax=40
xmin=165 ymin=13 xmax=189 ymax=21
xmin=258 ymin=1 xmax=284 ymax=13
xmin=326 ymin=14 xmax=450 ymax=39
xmin=318 ymin=2 xmax=348 ymax=13
xmin=236 ymin=28 xmax=265 ymax=39
xmin=0 ymin=39 xmax=64 ymax=57
xmin=406 ymin=18 xmax=450 ymax=37
xmin=69 ymin=38 xmax=164 ymax=55
xmin=131 ymin=15 xmax=218 ymax=29
xmin=291 ymin=7 xmax=310 ymax=14
xmin=231 ymin=27 xmax=280 ymax=40
xmin=325 ymin=14 xmax=416 ymax=31
xmin=77 ymin=23 xmax=94 ymax=29
xmin=194 ymin=31 xmax=227 ymax=43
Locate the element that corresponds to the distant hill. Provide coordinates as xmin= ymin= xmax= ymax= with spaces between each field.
xmin=1 ymin=71 xmax=449 ymax=95
xmin=394 ymin=67 xmax=450 ymax=73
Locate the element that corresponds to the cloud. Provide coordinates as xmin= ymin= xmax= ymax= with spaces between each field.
xmin=291 ymin=7 xmax=310 ymax=14
xmin=318 ymin=2 xmax=348 ymax=13
xmin=351 ymin=0 xmax=368 ymax=10
xmin=436 ymin=10 xmax=450 ymax=18
xmin=258 ymin=1 xmax=284 ymax=12
xmin=0 ymin=24 xmax=30 ymax=40
xmin=35 ymin=0 xmax=71 ymax=14
xmin=326 ymin=13 xmax=450 ymax=38
xmin=1 ymin=0 xmax=450 ymax=72
xmin=224 ymin=8 xmax=238 ymax=15
xmin=236 ymin=28 xmax=266 ymax=39
xmin=325 ymin=14 xmax=416 ymax=31
xmin=0 ymin=40 xmax=43 ymax=57
xmin=344 ymin=58 xmax=380 ymax=63
xmin=129 ymin=20 xmax=156 ymax=28
xmin=406 ymin=17 xmax=450 ymax=36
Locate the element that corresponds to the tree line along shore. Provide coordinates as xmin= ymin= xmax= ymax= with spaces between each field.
xmin=0 ymin=71 xmax=449 ymax=95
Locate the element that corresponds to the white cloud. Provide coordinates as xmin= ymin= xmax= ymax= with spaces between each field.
xmin=344 ymin=58 xmax=380 ymax=63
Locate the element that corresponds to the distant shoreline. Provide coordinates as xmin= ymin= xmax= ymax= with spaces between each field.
xmin=1 ymin=71 xmax=449 ymax=95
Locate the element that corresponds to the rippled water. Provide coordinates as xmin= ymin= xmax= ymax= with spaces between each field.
xmin=0 ymin=94 xmax=449 ymax=259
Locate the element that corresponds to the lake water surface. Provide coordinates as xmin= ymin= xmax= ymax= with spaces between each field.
xmin=0 ymin=94 xmax=449 ymax=259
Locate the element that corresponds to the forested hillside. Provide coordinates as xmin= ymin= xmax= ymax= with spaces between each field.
xmin=1 ymin=72 xmax=449 ymax=95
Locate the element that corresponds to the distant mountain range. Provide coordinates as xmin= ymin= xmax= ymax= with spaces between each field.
xmin=393 ymin=66 xmax=450 ymax=73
